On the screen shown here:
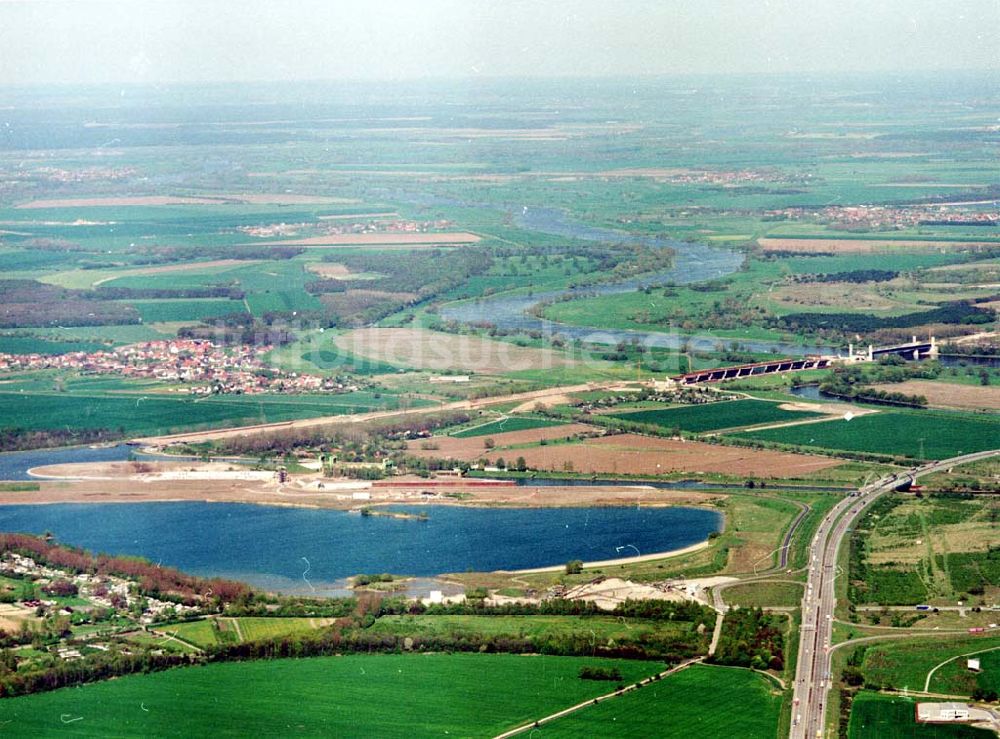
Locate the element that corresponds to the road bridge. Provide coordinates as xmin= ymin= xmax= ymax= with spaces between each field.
xmin=866 ymin=336 xmax=938 ymax=361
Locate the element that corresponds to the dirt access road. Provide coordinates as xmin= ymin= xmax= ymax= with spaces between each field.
xmin=135 ymin=381 xmax=622 ymax=445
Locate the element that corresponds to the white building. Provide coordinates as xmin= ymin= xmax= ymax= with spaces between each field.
xmin=916 ymin=703 xmax=971 ymax=723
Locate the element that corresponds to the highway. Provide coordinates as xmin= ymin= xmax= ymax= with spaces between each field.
xmin=789 ymin=449 xmax=1000 ymax=739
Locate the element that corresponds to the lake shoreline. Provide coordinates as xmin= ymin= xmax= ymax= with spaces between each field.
xmin=0 ymin=501 xmax=724 ymax=584
xmin=4 ymin=460 xmax=728 ymax=512
xmin=506 ymin=539 xmax=711 ymax=574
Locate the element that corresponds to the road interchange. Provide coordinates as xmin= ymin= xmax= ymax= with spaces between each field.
xmin=789 ymin=448 xmax=1000 ymax=739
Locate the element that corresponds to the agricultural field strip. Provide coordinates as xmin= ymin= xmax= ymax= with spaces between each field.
xmin=494 ymin=657 xmax=704 ymax=738
xmin=147 ymin=627 xmax=205 ymax=653
xmin=369 ymin=614 xmax=697 ymax=645
xmin=162 ymin=616 xmax=333 ymax=649
xmin=847 ymin=691 xmax=995 ymax=739
xmin=715 ymin=409 xmax=879 ymax=436
xmin=730 ymin=410 xmax=1000 ymax=460
xmin=0 ymin=388 xmax=409 ymax=438
xmin=0 ymin=654 xmax=664 ymax=737
xmin=525 ymin=662 xmax=783 ymax=739
xmin=449 ymin=415 xmax=564 ymax=438
xmin=133 ymin=381 xmax=616 ymax=444
xmin=608 ymin=398 xmax=829 ymax=434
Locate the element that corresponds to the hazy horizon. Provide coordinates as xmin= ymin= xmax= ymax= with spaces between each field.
xmin=1 ymin=0 xmax=997 ymax=86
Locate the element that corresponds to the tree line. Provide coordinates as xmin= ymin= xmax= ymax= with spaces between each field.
xmin=0 ymin=534 xmax=251 ymax=606
xmin=708 ymin=607 xmax=785 ymax=671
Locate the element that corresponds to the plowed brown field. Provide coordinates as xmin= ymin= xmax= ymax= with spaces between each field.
xmin=758 ymin=237 xmax=996 ymax=253
xmin=869 ymin=380 xmax=1000 ymax=410
xmin=490 ymin=434 xmax=838 ymax=478
xmin=406 ymin=424 xmax=597 ymax=460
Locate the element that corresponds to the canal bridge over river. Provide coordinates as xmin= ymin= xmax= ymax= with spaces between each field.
xmin=675 ymin=336 xmax=938 ymax=385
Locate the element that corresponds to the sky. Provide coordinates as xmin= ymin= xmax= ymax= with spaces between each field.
xmin=1 ymin=0 xmax=997 ymax=85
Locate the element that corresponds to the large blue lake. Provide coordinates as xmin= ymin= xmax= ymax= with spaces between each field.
xmin=0 ymin=502 xmax=720 ymax=595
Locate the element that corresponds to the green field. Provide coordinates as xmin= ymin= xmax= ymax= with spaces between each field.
xmin=610 ymin=399 xmax=824 ymax=432
xmin=441 ymin=254 xmax=599 ymax=301
xmin=539 ymin=664 xmax=781 ymax=738
xmin=859 ymin=637 xmax=1000 ymax=695
xmin=0 ymin=389 xmax=412 ymax=437
xmin=931 ymin=645 xmax=1000 ymax=696
xmin=245 ymin=288 xmax=323 ymax=317
xmin=730 ymin=410 xmax=1000 ymax=460
xmin=368 ymin=614 xmax=705 ymax=654
xmin=0 ymin=654 xmax=663 ymax=737
xmin=849 ymin=495 xmax=1000 ymax=605
xmin=128 ymin=299 xmax=247 ymax=323
xmin=450 ymin=415 xmax=566 ymax=438
xmin=539 ymin=249 xmax=988 ymax=341
xmin=0 ymin=335 xmax=110 ymax=355
xmin=164 ymin=617 xmax=329 ymax=648
xmin=848 ymin=692 xmax=993 ymax=738
xmin=95 ymin=260 xmax=324 ymax=319
xmin=722 ymin=581 xmax=804 ymax=608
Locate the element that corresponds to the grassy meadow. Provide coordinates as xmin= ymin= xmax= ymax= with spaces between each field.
xmin=847 ymin=692 xmax=993 ymax=738
xmin=0 ymin=388 xmax=413 ymax=437
xmin=849 ymin=494 xmax=1000 ymax=606
xmin=859 ymin=637 xmax=1000 ymax=695
xmin=163 ymin=617 xmax=331 ymax=649
xmin=450 ymin=415 xmax=565 ymax=437
xmin=610 ymin=398 xmax=824 ymax=432
xmin=0 ymin=653 xmax=664 ymax=737
xmin=539 ymin=664 xmax=782 ymax=738
xmin=730 ymin=409 xmax=1000 ymax=460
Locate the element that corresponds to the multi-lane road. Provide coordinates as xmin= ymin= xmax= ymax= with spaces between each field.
xmin=790 ymin=449 xmax=1000 ymax=739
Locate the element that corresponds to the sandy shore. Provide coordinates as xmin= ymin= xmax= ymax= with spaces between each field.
xmin=509 ymin=540 xmax=712 ymax=574
xmin=3 ymin=461 xmax=727 ymax=511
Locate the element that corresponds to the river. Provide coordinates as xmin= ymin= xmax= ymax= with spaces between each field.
xmin=439 ymin=206 xmax=835 ymax=356
xmin=0 ymin=207 xmax=862 ymax=592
